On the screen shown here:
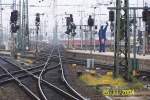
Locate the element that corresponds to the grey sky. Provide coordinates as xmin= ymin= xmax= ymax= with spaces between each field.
xmin=1 ymin=0 xmax=150 ymax=38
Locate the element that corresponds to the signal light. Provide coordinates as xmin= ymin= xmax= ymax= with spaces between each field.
xmin=10 ymin=10 xmax=18 ymax=23
xmin=65 ymin=14 xmax=76 ymax=35
xmin=11 ymin=24 xmax=19 ymax=33
xmin=66 ymin=17 xmax=70 ymax=26
xmin=88 ymin=15 xmax=94 ymax=27
xmin=36 ymin=17 xmax=40 ymax=22
xmin=95 ymin=25 xmax=97 ymax=29
xmin=36 ymin=13 xmax=40 ymax=23
xmin=142 ymin=10 xmax=148 ymax=22
xmin=70 ymin=14 xmax=73 ymax=22
xmin=109 ymin=10 xmax=114 ymax=22
xmin=65 ymin=30 xmax=70 ymax=35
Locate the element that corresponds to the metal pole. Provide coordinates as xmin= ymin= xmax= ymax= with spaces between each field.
xmin=80 ymin=27 xmax=83 ymax=49
xmin=17 ymin=0 xmax=22 ymax=50
xmin=26 ymin=0 xmax=29 ymax=50
xmin=53 ymin=0 xmax=58 ymax=44
xmin=124 ymin=0 xmax=131 ymax=80
xmin=85 ymin=27 xmax=86 ymax=50
xmin=0 ymin=0 xmax=3 ymax=45
xmin=73 ymin=35 xmax=74 ymax=49
xmin=36 ymin=26 xmax=38 ymax=54
xmin=85 ymin=29 xmax=87 ymax=50
xmin=67 ymin=35 xmax=69 ymax=48
xmin=143 ymin=23 xmax=146 ymax=56
xmin=13 ymin=0 xmax=16 ymax=10
xmin=71 ymin=31 xmax=73 ymax=49
xmin=94 ymin=7 xmax=96 ymax=51
xmin=11 ymin=0 xmax=16 ymax=57
xmin=110 ymin=22 xmax=114 ymax=50
xmin=133 ymin=9 xmax=137 ymax=71
xmin=21 ymin=0 xmax=23 ymax=51
xmin=114 ymin=0 xmax=121 ymax=78
xmin=79 ymin=11 xmax=84 ymax=49
xmin=90 ymin=27 xmax=92 ymax=55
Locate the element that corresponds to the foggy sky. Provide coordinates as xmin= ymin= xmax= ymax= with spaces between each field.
xmin=1 ymin=0 xmax=150 ymax=38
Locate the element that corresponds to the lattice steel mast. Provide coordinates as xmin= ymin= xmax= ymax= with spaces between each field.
xmin=53 ymin=0 xmax=58 ymax=43
xmin=0 ymin=0 xmax=3 ymax=46
xmin=114 ymin=0 xmax=131 ymax=80
xmin=22 ymin=0 xmax=29 ymax=51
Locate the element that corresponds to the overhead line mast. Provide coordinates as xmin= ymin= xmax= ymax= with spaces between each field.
xmin=0 ymin=0 xmax=3 ymax=46
xmin=113 ymin=0 xmax=131 ymax=80
xmin=53 ymin=0 xmax=58 ymax=43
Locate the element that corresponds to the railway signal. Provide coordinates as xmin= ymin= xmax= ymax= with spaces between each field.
xmin=35 ymin=13 xmax=40 ymax=54
xmin=108 ymin=0 xmax=131 ymax=80
xmin=142 ymin=7 xmax=148 ymax=22
xmin=88 ymin=15 xmax=94 ymax=27
xmin=35 ymin=13 xmax=40 ymax=26
xmin=109 ymin=10 xmax=114 ymax=22
xmin=65 ymin=13 xmax=76 ymax=50
xmin=10 ymin=10 xmax=18 ymax=24
xmin=10 ymin=10 xmax=19 ymax=33
xmin=87 ymin=15 xmax=95 ymax=69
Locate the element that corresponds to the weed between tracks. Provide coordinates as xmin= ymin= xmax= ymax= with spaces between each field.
xmin=79 ymin=71 xmax=127 ymax=87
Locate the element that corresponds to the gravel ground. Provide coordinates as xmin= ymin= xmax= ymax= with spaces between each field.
xmin=63 ymin=63 xmax=107 ymax=100
xmin=0 ymin=57 xmax=40 ymax=100
xmin=0 ymin=82 xmax=31 ymax=100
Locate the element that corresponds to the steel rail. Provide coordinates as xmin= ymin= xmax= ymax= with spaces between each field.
xmin=38 ymin=46 xmax=57 ymax=100
xmin=1 ymin=56 xmax=79 ymax=100
xmin=58 ymin=47 xmax=86 ymax=100
xmin=0 ymin=64 xmax=45 ymax=80
xmin=0 ymin=64 xmax=59 ymax=85
xmin=0 ymin=64 xmax=40 ymax=100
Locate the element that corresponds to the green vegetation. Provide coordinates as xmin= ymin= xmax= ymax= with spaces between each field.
xmin=79 ymin=71 xmax=127 ymax=87
xmin=79 ymin=71 xmax=144 ymax=92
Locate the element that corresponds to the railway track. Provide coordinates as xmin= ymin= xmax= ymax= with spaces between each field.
xmin=0 ymin=44 xmax=149 ymax=100
xmin=34 ymin=48 xmax=150 ymax=83
xmin=0 ymin=63 xmax=58 ymax=85
xmin=0 ymin=45 xmax=85 ymax=100
xmin=41 ymin=54 xmax=150 ymax=82
xmin=0 ymin=57 xmax=41 ymax=100
xmin=38 ymin=46 xmax=85 ymax=100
